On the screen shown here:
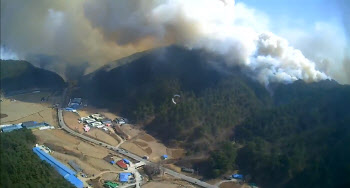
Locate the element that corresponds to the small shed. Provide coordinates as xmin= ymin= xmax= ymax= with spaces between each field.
xmin=110 ymin=160 xmax=116 ymax=165
xmin=68 ymin=160 xmax=82 ymax=173
xmin=162 ymin=155 xmax=168 ymax=160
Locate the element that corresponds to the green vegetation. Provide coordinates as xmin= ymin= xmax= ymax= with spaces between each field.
xmin=234 ymin=81 xmax=350 ymax=188
xmin=208 ymin=142 xmax=238 ymax=178
xmin=0 ymin=60 xmax=65 ymax=92
xmin=80 ymin=46 xmax=350 ymax=187
xmin=0 ymin=129 xmax=74 ymax=188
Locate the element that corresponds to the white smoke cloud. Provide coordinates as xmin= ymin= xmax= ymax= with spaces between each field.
xmin=0 ymin=46 xmax=18 ymax=60
xmin=83 ymin=0 xmax=329 ymax=85
xmin=278 ymin=21 xmax=349 ymax=84
xmin=1 ymin=0 xmax=343 ymax=85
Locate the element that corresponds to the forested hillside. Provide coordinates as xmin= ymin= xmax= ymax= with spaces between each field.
xmin=235 ymin=80 xmax=350 ymax=188
xmin=79 ymin=46 xmax=350 ymax=187
xmin=0 ymin=129 xmax=74 ymax=187
xmin=0 ymin=60 xmax=66 ymax=92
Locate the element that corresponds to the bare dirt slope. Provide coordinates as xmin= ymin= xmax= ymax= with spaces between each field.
xmin=120 ymin=130 xmax=185 ymax=162
xmin=0 ymin=98 xmax=57 ymax=126
xmin=85 ymin=129 xmax=119 ymax=146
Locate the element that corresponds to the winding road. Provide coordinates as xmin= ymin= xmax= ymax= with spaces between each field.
xmin=57 ymin=109 xmax=217 ymax=188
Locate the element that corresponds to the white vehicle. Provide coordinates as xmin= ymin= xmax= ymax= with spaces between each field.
xmin=119 ymin=119 xmax=126 ymax=124
xmin=80 ymin=116 xmax=90 ymax=121
xmin=94 ymin=116 xmax=104 ymax=121
xmin=96 ymin=124 xmax=105 ymax=128
xmin=85 ymin=119 xmax=96 ymax=124
xmin=90 ymin=114 xmax=102 ymax=119
xmin=90 ymin=122 xmax=103 ymax=127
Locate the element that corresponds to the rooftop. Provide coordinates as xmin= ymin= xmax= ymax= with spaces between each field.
xmin=1 ymin=124 xmax=22 ymax=132
xmin=119 ymin=172 xmax=131 ymax=182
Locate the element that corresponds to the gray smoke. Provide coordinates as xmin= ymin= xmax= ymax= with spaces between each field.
xmin=1 ymin=0 xmax=347 ymax=85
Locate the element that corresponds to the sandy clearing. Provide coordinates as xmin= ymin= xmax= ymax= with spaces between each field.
xmin=133 ymin=140 xmax=148 ymax=147
xmin=120 ymin=124 xmax=141 ymax=138
xmin=219 ymin=182 xmax=250 ymax=188
xmin=34 ymin=129 xmax=80 ymax=149
xmin=77 ymin=141 xmax=109 ymax=158
xmin=52 ymin=152 xmax=100 ymax=175
xmin=139 ymin=133 xmax=155 ymax=142
xmin=120 ymin=142 xmax=148 ymax=157
xmin=121 ymin=131 xmax=183 ymax=162
xmin=100 ymin=172 xmax=119 ymax=181
xmin=0 ymin=98 xmax=49 ymax=124
xmin=146 ymin=139 xmax=169 ymax=162
xmin=77 ymin=110 xmax=91 ymax=118
xmin=167 ymin=148 xmax=185 ymax=159
xmin=85 ymin=129 xmax=119 ymax=146
xmin=10 ymin=108 xmax=58 ymax=127
xmin=142 ymin=181 xmax=182 ymax=188
xmin=63 ymin=111 xmax=84 ymax=133
xmin=122 ymin=136 xmax=170 ymax=162
xmin=86 ymin=157 xmax=120 ymax=172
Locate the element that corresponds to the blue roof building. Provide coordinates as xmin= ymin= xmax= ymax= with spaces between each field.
xmin=1 ymin=124 xmax=23 ymax=133
xmin=65 ymin=108 xmax=76 ymax=112
xmin=22 ymin=121 xmax=37 ymax=127
xmin=119 ymin=172 xmax=131 ymax=183
xmin=69 ymin=103 xmax=80 ymax=109
xmin=33 ymin=147 xmax=83 ymax=188
xmin=232 ymin=174 xmax=244 ymax=179
xmin=71 ymin=98 xmax=82 ymax=104
xmin=162 ymin=155 xmax=168 ymax=159
xmin=122 ymin=159 xmax=130 ymax=164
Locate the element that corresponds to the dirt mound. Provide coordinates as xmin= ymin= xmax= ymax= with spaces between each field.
xmin=140 ymin=134 xmax=155 ymax=142
xmin=44 ymin=142 xmax=82 ymax=158
xmin=133 ymin=140 xmax=148 ymax=147
xmin=0 ymin=114 xmax=8 ymax=119
xmin=168 ymin=148 xmax=185 ymax=159
xmin=145 ymin=147 xmax=152 ymax=155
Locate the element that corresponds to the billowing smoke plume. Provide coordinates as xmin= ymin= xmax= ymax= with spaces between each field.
xmin=0 ymin=0 xmax=157 ymax=78
xmin=83 ymin=0 xmax=328 ymax=85
xmin=2 ymin=0 xmax=347 ymax=85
